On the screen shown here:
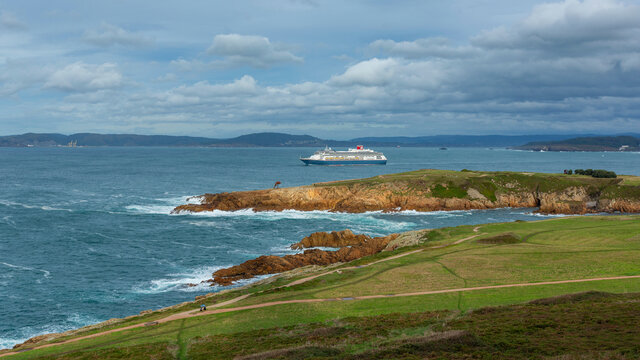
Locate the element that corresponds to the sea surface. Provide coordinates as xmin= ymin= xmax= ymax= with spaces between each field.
xmin=1 ymin=147 xmax=638 ymax=349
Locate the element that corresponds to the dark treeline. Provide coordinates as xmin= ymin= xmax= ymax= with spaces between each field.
xmin=564 ymin=169 xmax=617 ymax=178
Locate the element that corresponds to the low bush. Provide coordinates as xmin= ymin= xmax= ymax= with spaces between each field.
xmin=573 ymin=169 xmax=616 ymax=178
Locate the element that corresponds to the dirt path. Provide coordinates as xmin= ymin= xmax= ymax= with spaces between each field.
xmin=287 ymin=226 xmax=484 ymax=287
xmin=3 ymin=228 xmax=486 ymax=358
xmin=0 ymin=294 xmax=251 ymax=358
xmin=5 ymin=274 xmax=640 ymax=357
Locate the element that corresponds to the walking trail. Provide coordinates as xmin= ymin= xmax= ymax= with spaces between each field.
xmin=4 ymin=227 xmax=639 ymax=357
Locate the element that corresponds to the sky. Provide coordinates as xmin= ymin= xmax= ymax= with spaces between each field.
xmin=1 ymin=0 xmax=639 ymax=139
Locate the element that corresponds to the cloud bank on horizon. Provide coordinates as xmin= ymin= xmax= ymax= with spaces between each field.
xmin=0 ymin=0 xmax=639 ymax=138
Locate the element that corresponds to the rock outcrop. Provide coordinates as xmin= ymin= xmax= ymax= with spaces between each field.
xmin=208 ymin=232 xmax=398 ymax=286
xmin=291 ymin=229 xmax=371 ymax=250
xmin=172 ymin=170 xmax=640 ymax=215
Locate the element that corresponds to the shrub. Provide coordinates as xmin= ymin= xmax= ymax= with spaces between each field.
xmin=592 ymin=170 xmax=617 ymax=178
xmin=572 ymin=169 xmax=616 ymax=178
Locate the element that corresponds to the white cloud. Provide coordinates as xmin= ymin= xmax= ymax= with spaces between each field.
xmin=205 ymin=34 xmax=303 ymax=68
xmin=370 ymin=38 xmax=476 ymax=59
xmin=473 ymin=0 xmax=640 ymax=50
xmin=0 ymin=11 xmax=27 ymax=30
xmin=4 ymin=0 xmax=640 ymax=137
xmin=172 ymin=75 xmax=258 ymax=98
xmin=44 ymin=62 xmax=123 ymax=92
xmin=330 ymin=58 xmax=399 ymax=87
xmin=83 ymin=23 xmax=153 ymax=47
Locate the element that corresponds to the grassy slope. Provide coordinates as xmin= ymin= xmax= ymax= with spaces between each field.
xmin=314 ymin=169 xmax=640 ymax=201
xmin=4 ymin=215 xmax=640 ymax=359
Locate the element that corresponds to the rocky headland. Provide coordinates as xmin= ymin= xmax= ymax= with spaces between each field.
xmin=207 ymin=230 xmax=400 ymax=286
xmin=173 ymin=170 xmax=640 ymax=215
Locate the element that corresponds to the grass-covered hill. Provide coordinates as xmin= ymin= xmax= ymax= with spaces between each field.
xmin=176 ymin=169 xmax=640 ymax=214
xmin=515 ymin=135 xmax=640 ymax=152
xmin=3 ymin=215 xmax=639 ymax=359
xmin=0 ymin=132 xmax=350 ymax=148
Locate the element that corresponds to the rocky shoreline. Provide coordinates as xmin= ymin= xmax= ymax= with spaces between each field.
xmin=196 ymin=230 xmax=403 ymax=286
xmin=173 ymin=170 xmax=640 ymax=215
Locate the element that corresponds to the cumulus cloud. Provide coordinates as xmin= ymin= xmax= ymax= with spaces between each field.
xmin=6 ymin=0 xmax=640 ymax=137
xmin=44 ymin=62 xmax=123 ymax=92
xmin=0 ymin=59 xmax=50 ymax=96
xmin=205 ymin=34 xmax=303 ymax=68
xmin=0 ymin=11 xmax=27 ymax=30
xmin=140 ymin=0 xmax=640 ymax=134
xmin=369 ymin=38 xmax=476 ymax=59
xmin=83 ymin=23 xmax=153 ymax=47
xmin=473 ymin=0 xmax=640 ymax=52
xmin=160 ymin=75 xmax=259 ymax=105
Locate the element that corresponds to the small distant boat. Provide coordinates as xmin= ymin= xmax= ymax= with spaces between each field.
xmin=300 ymin=145 xmax=387 ymax=165
xmin=439 ymin=147 xmax=448 ymax=150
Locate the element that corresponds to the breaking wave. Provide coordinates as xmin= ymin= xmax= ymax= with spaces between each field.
xmin=1 ymin=262 xmax=51 ymax=278
xmin=131 ymin=265 xmax=272 ymax=295
xmin=0 ymin=312 xmax=101 ymax=350
xmin=0 ymin=199 xmax=72 ymax=212
xmin=125 ymin=195 xmax=203 ymax=215
xmin=131 ymin=265 xmax=227 ymax=294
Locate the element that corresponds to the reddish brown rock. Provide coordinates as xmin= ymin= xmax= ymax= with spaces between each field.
xmin=170 ymin=172 xmax=640 ymax=216
xmin=209 ymin=232 xmax=398 ymax=286
xmin=291 ymin=229 xmax=371 ymax=250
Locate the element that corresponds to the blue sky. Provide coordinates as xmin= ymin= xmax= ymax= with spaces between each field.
xmin=1 ymin=0 xmax=639 ymax=138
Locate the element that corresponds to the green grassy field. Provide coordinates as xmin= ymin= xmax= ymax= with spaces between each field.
xmin=315 ymin=169 xmax=640 ymax=202
xmin=3 ymin=215 xmax=640 ymax=359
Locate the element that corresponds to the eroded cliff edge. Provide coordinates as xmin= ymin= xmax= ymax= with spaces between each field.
xmin=201 ymin=229 xmax=415 ymax=286
xmin=173 ymin=170 xmax=640 ymax=215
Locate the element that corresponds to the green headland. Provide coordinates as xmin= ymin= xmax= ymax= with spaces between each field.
xmin=3 ymin=214 xmax=639 ymax=359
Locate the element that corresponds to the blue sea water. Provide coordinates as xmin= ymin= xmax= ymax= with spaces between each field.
xmin=0 ymin=147 xmax=638 ymax=349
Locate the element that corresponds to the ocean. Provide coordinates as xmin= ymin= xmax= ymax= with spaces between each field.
xmin=1 ymin=146 xmax=638 ymax=349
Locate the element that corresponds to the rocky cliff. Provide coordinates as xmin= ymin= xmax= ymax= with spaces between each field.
xmin=291 ymin=229 xmax=371 ymax=250
xmin=173 ymin=170 xmax=640 ymax=215
xmin=206 ymin=231 xmax=398 ymax=286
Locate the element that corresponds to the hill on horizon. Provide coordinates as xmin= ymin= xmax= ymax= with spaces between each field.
xmin=1 ymin=132 xmax=639 ymax=148
xmin=515 ymin=135 xmax=640 ymax=151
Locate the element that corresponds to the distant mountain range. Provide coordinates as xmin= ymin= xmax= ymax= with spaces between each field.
xmin=515 ymin=136 xmax=640 ymax=152
xmin=351 ymin=135 xmax=597 ymax=147
xmin=0 ymin=132 xmax=345 ymax=148
xmin=1 ymin=132 xmax=639 ymax=148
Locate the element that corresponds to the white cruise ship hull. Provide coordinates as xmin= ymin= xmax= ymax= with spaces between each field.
xmin=300 ymin=158 xmax=387 ymax=165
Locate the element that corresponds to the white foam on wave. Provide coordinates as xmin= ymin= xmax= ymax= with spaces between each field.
xmin=156 ymin=195 xmax=204 ymax=206
xmin=125 ymin=195 xmax=203 ymax=215
xmin=0 ymin=312 xmax=102 ymax=350
xmin=186 ymin=220 xmax=232 ymax=229
xmin=129 ymin=205 xmax=419 ymax=232
xmin=131 ymin=265 xmax=227 ymax=294
xmin=0 ymin=199 xmax=72 ymax=212
xmin=125 ymin=204 xmax=176 ymax=215
xmin=170 ymin=241 xmax=225 ymax=250
xmin=510 ymin=211 xmax=571 ymax=218
xmin=181 ymin=209 xmax=423 ymax=230
xmin=0 ymin=262 xmax=50 ymax=278
xmin=1 ymin=215 xmax=16 ymax=227
xmin=269 ymin=244 xmax=299 ymax=255
xmin=387 ymin=209 xmax=476 ymax=216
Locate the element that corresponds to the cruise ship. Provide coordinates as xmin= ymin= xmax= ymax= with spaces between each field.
xmin=300 ymin=145 xmax=387 ymax=165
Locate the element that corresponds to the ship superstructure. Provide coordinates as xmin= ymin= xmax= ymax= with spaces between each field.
xmin=300 ymin=145 xmax=387 ymax=165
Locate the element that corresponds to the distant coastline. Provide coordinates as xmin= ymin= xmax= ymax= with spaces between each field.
xmin=173 ymin=169 xmax=640 ymax=215
xmin=2 ymin=132 xmax=639 ymax=148
xmin=514 ymin=135 xmax=640 ymax=152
